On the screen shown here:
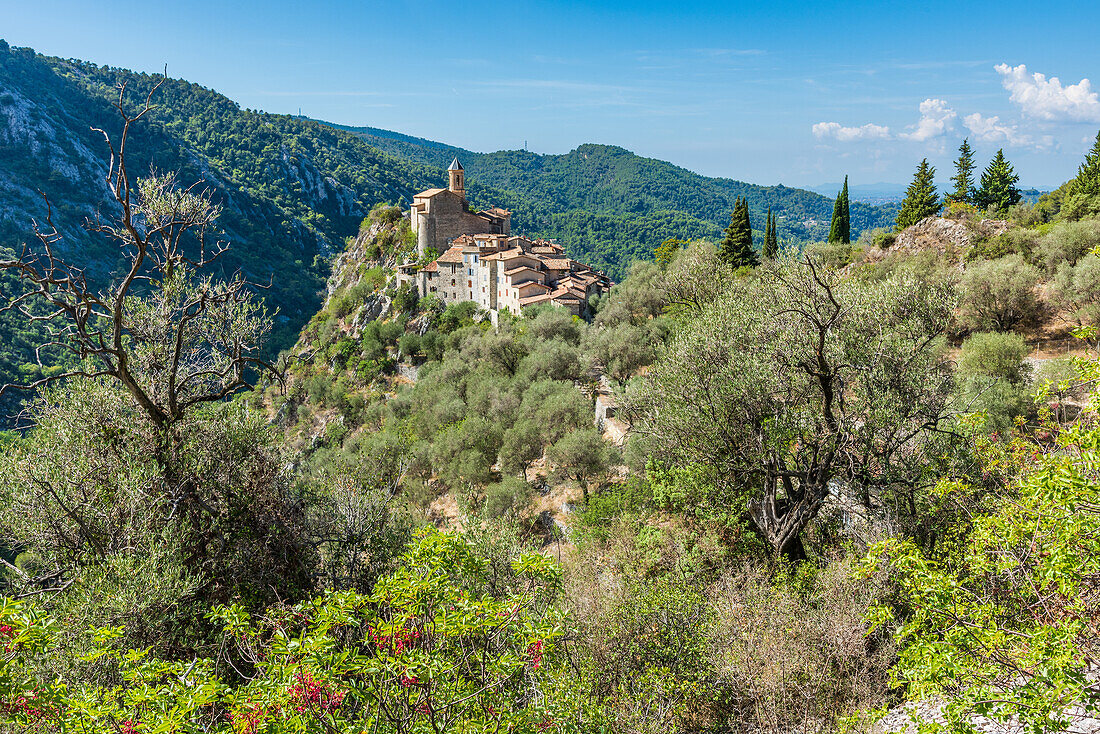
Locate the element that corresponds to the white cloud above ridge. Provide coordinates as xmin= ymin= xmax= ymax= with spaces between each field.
xmin=996 ymin=63 xmax=1100 ymax=122
xmin=812 ymin=121 xmax=891 ymax=142
xmin=898 ymin=98 xmax=956 ymax=142
xmin=963 ymin=112 xmax=1029 ymax=146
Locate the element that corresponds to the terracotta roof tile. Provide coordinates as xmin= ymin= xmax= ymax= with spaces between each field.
xmin=436 ymin=246 xmax=464 ymax=264
xmin=519 ymin=293 xmax=557 ymax=306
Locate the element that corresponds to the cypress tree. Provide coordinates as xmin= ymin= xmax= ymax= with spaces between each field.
xmin=763 ymin=208 xmax=779 ymax=259
xmin=975 ymin=149 xmax=1022 ymax=214
xmin=1070 ymin=129 xmax=1100 ymax=200
xmin=946 ymin=138 xmax=976 ymax=206
xmin=895 ymin=159 xmax=940 ymax=231
xmin=720 ymin=197 xmax=758 ymax=267
xmin=828 ymin=176 xmax=850 ymax=244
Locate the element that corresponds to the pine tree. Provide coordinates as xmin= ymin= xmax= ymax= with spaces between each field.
xmin=975 ymin=149 xmax=1022 ymax=214
xmin=895 ymin=159 xmax=940 ymax=231
xmin=946 ymin=138 xmax=976 ymax=206
xmin=720 ymin=197 xmax=758 ymax=267
xmin=828 ymin=176 xmax=850 ymax=244
xmin=1070 ymin=129 xmax=1100 ymax=200
xmin=763 ymin=208 xmax=779 ymax=259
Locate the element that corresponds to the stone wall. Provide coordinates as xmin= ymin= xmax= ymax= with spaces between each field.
xmin=412 ymin=190 xmax=508 ymax=256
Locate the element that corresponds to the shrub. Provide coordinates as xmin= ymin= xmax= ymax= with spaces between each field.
xmin=437 ymin=301 xmax=481 ymax=334
xmin=398 ymin=332 xmax=421 ymax=361
xmin=958 ymin=255 xmax=1041 ymax=331
xmin=483 ymin=476 xmax=534 ymax=519
xmin=955 ymin=331 xmax=1034 ymax=434
xmin=803 ymin=239 xmax=861 ymax=268
xmin=1035 ymin=219 xmax=1100 ymax=273
xmin=1007 ymin=202 xmax=1043 ymax=227
xmin=957 ymin=331 xmax=1031 ymax=385
xmin=970 ymin=226 xmax=1039 ymax=261
xmin=1050 ymin=255 xmax=1100 ymax=326
xmin=367 ymin=201 xmax=402 ymax=225
xmin=0 ymin=530 xmax=566 ymax=733
xmin=392 ymin=282 xmax=419 ymax=313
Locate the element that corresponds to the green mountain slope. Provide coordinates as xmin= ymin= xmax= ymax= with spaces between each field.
xmin=0 ymin=41 xmax=896 ymax=415
xmin=329 ymin=123 xmax=898 ymax=271
xmin=0 ymin=43 xmax=452 ymax=408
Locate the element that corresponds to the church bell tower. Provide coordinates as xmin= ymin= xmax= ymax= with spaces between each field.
xmin=447 ymin=157 xmax=465 ymax=201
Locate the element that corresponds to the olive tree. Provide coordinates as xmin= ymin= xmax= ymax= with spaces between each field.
xmin=631 ymin=257 xmax=956 ymax=558
xmin=958 ymin=255 xmax=1041 ymax=332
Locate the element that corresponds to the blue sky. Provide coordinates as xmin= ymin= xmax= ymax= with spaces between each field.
xmin=4 ymin=0 xmax=1099 ymax=188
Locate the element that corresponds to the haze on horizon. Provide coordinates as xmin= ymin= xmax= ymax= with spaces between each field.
xmin=3 ymin=0 xmax=1097 ymax=190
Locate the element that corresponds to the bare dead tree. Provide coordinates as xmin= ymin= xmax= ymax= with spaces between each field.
xmin=0 ymin=76 xmax=298 ymax=581
xmin=0 ymin=76 xmax=277 ymax=430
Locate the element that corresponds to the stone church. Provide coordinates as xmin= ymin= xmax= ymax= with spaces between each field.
xmin=410 ymin=158 xmax=511 ymax=256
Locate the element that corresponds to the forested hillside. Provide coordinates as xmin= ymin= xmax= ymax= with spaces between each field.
xmin=0 ymin=42 xmax=443 ymax=410
xmin=332 ymin=122 xmax=898 ymax=264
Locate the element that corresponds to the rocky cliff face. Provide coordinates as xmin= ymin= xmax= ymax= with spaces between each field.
xmin=0 ymin=43 xmax=440 ymax=369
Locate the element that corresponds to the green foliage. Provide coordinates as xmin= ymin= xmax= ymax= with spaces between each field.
xmin=895 ymin=158 xmax=940 ymax=231
xmin=946 ymin=138 xmax=977 ymax=206
xmin=955 ymin=331 xmax=1034 ymax=434
xmin=548 ymin=427 xmax=619 ymax=503
xmin=958 ymin=255 xmax=1041 ymax=331
xmin=957 ymin=331 xmax=1031 ymax=384
xmin=634 ymin=257 xmax=956 ymax=556
xmin=483 ymin=476 xmax=535 ymax=519
xmin=1051 ymin=254 xmax=1100 ymax=327
xmin=1036 ymin=218 xmax=1100 ymax=272
xmin=862 ymin=368 xmax=1100 ymax=732
xmin=653 ymin=237 xmax=685 ymax=266
xmin=827 ymin=176 xmax=851 ymax=244
xmin=975 ymin=148 xmax=1023 ymax=214
xmin=719 ymin=196 xmax=759 ymax=267
xmin=0 ymin=529 xmax=567 ymax=733
xmin=437 ymin=301 xmax=483 ymax=333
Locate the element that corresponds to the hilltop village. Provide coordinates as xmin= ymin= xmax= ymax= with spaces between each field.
xmin=399 ymin=159 xmax=612 ymax=316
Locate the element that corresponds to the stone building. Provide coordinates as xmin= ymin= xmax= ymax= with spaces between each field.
xmin=407 ymin=233 xmax=611 ymax=317
xmin=400 ymin=162 xmax=612 ymax=317
xmin=409 ymin=158 xmax=511 ymax=257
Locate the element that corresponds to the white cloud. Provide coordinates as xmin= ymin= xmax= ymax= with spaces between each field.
xmin=963 ymin=112 xmax=1029 ymax=145
xmin=899 ymin=98 xmax=956 ymax=142
xmin=812 ymin=121 xmax=891 ymax=142
xmin=995 ymin=63 xmax=1100 ymax=122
